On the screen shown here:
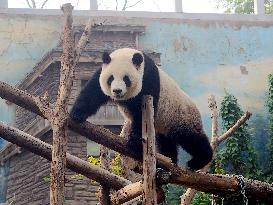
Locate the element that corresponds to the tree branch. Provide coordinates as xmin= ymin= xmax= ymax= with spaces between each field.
xmin=0 ymin=121 xmax=131 ymax=190
xmin=30 ymin=0 xmax=36 ymax=8
xmin=124 ymin=0 xmax=143 ymax=10
xmin=218 ymin=111 xmax=252 ymax=143
xmin=25 ymin=0 xmax=32 ymax=8
xmin=122 ymin=0 xmax=128 ymax=10
xmin=181 ymin=95 xmax=253 ymax=205
xmin=41 ymin=0 xmax=49 ymax=8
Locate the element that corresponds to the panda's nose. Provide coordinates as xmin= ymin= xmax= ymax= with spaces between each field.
xmin=113 ymin=89 xmax=122 ymax=94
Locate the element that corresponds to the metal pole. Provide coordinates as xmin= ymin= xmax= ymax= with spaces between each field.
xmin=90 ymin=0 xmax=98 ymax=10
xmin=175 ymin=0 xmax=183 ymax=12
xmin=0 ymin=0 xmax=8 ymax=9
xmin=254 ymin=0 xmax=265 ymax=15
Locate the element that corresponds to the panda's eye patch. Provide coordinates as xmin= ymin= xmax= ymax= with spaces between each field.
xmin=123 ymin=75 xmax=131 ymax=87
xmin=107 ymin=75 xmax=114 ymax=86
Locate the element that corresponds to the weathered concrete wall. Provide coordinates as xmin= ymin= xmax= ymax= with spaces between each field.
xmin=0 ymin=8 xmax=272 ymax=203
xmin=0 ymin=11 xmax=273 ymax=133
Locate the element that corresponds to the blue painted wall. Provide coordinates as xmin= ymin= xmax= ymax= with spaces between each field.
xmin=0 ymin=14 xmax=62 ymax=149
xmin=0 ymin=14 xmax=272 ymax=141
xmin=139 ymin=21 xmax=273 ymax=133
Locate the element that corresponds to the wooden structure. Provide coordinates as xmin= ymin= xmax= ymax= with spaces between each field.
xmin=0 ymin=3 xmax=273 ymax=205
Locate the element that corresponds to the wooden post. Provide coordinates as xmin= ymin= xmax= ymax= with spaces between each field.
xmin=99 ymin=146 xmax=110 ymax=205
xmin=142 ymin=95 xmax=157 ymax=205
xmin=50 ymin=4 xmax=74 ymax=205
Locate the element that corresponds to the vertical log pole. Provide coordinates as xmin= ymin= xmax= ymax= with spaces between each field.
xmin=50 ymin=3 xmax=74 ymax=205
xmin=142 ymin=95 xmax=157 ymax=205
xmin=100 ymin=146 xmax=111 ymax=205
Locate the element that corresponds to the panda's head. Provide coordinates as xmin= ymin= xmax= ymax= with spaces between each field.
xmin=99 ymin=48 xmax=144 ymax=101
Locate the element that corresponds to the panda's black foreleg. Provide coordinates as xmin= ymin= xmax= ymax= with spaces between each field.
xmin=170 ymin=128 xmax=213 ymax=171
xmin=126 ymin=120 xmax=143 ymax=157
xmin=70 ymin=69 xmax=109 ymax=123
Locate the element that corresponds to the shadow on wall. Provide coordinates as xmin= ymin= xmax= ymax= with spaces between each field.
xmin=0 ymin=160 xmax=9 ymax=203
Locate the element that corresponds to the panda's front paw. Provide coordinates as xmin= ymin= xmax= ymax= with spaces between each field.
xmin=127 ymin=136 xmax=143 ymax=157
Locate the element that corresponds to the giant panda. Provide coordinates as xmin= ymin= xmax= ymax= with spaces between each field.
xmin=70 ymin=48 xmax=213 ymax=170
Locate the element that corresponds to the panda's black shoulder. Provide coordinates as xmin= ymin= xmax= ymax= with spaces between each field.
xmin=143 ymin=53 xmax=157 ymax=70
xmin=141 ymin=53 xmax=160 ymax=111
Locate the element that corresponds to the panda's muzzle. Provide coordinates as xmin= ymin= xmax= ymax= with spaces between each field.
xmin=113 ymin=89 xmax=122 ymax=95
xmin=113 ymin=89 xmax=124 ymax=98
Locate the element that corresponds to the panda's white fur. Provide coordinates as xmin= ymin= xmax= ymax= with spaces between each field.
xmin=155 ymin=69 xmax=203 ymax=135
xmin=100 ymin=48 xmax=144 ymax=101
xmin=70 ymin=47 xmax=213 ymax=170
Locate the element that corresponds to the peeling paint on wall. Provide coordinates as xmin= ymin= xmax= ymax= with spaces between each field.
xmin=0 ymin=15 xmax=62 ymax=140
xmin=1 ymin=14 xmax=273 ymax=136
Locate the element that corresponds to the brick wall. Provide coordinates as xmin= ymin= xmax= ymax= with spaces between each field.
xmin=6 ymin=131 xmax=99 ymax=205
xmin=6 ymin=26 xmax=160 ymax=204
xmin=15 ymin=63 xmax=60 ymax=131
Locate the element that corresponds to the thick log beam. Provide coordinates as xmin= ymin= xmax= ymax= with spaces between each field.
xmin=111 ymin=181 xmax=143 ymax=205
xmin=0 ymin=81 xmax=273 ymax=202
xmin=0 ymin=122 xmax=130 ymax=190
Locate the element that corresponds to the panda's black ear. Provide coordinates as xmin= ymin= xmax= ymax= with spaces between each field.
xmin=132 ymin=53 xmax=143 ymax=67
xmin=102 ymin=52 xmax=111 ymax=64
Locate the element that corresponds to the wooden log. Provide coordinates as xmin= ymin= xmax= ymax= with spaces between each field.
xmin=0 ymin=122 xmax=131 ymax=190
xmin=111 ymin=181 xmax=143 ymax=205
xmin=111 ymin=181 xmax=165 ymax=205
xmin=99 ymin=145 xmax=110 ymax=205
xmin=142 ymin=95 xmax=157 ymax=205
xmin=0 ymin=82 xmax=273 ymax=202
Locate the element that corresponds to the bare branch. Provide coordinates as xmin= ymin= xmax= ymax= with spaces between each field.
xmin=218 ymin=111 xmax=252 ymax=142
xmin=30 ymin=0 xmax=36 ymax=8
xmin=41 ymin=0 xmax=50 ymax=9
xmin=122 ymin=0 xmax=128 ymax=10
xmin=25 ymin=0 xmax=32 ymax=8
xmin=124 ymin=0 xmax=143 ymax=10
xmin=115 ymin=0 xmax=118 ymax=10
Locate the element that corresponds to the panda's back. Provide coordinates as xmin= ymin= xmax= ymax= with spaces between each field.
xmin=154 ymin=68 xmax=204 ymax=135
